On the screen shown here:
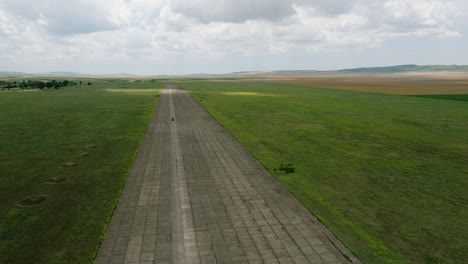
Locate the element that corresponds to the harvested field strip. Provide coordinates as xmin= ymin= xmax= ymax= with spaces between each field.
xmin=260 ymin=73 xmax=468 ymax=95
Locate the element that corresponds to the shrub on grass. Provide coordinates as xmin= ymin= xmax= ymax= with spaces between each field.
xmin=279 ymin=163 xmax=295 ymax=174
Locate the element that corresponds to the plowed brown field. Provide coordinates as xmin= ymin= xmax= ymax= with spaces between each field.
xmin=259 ymin=72 xmax=468 ymax=95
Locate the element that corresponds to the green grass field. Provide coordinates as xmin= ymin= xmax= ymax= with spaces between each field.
xmin=411 ymin=94 xmax=468 ymax=102
xmin=0 ymin=79 xmax=159 ymax=263
xmin=183 ymin=81 xmax=468 ymax=264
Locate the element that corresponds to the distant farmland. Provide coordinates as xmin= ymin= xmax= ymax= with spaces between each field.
xmin=184 ymin=80 xmax=468 ymax=263
xmin=257 ymin=72 xmax=468 ymax=95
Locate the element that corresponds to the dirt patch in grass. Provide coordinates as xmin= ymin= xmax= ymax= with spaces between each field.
xmin=79 ymin=152 xmax=90 ymax=157
xmin=18 ymin=195 xmax=47 ymax=207
xmin=62 ymin=162 xmax=77 ymax=168
xmin=85 ymin=144 xmax=98 ymax=149
xmin=45 ymin=177 xmax=67 ymax=184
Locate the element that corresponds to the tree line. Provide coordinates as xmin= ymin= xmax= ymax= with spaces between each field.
xmin=0 ymin=80 xmax=92 ymax=91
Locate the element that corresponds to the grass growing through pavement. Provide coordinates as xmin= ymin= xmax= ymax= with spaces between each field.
xmin=184 ymin=81 xmax=468 ymax=264
xmin=0 ymin=79 xmax=159 ymax=264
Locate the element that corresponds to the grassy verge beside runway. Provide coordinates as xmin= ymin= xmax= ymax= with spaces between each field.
xmin=0 ymin=78 xmax=159 ymax=264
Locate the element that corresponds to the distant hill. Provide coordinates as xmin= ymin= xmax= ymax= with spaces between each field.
xmin=337 ymin=64 xmax=468 ymax=73
xmin=107 ymin=73 xmax=140 ymax=77
xmin=2 ymin=65 xmax=468 ymax=77
xmin=262 ymin=70 xmax=321 ymax=75
xmin=42 ymin=72 xmax=85 ymax=76
xmin=0 ymin=71 xmax=139 ymax=77
xmin=0 ymin=71 xmax=86 ymax=77
xmin=228 ymin=65 xmax=468 ymax=76
xmin=227 ymin=70 xmax=320 ymax=76
xmin=0 ymin=71 xmax=29 ymax=76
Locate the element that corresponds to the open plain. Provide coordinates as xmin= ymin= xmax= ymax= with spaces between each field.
xmin=0 ymin=78 xmax=159 ymax=263
xmin=1 ymin=74 xmax=467 ymax=264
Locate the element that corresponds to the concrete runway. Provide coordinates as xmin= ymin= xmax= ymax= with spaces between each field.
xmin=94 ymin=84 xmax=360 ymax=264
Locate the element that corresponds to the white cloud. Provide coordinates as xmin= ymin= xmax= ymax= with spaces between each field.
xmin=0 ymin=0 xmax=465 ymax=73
xmin=0 ymin=0 xmax=128 ymax=35
xmin=294 ymin=0 xmax=355 ymax=16
xmin=150 ymin=0 xmax=462 ymax=55
xmin=171 ymin=0 xmax=296 ymax=23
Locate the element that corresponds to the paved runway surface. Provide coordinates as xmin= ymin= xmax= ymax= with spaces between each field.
xmin=94 ymin=84 xmax=360 ymax=264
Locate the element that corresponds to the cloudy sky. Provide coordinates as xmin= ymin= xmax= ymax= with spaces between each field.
xmin=0 ymin=0 xmax=467 ymax=75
